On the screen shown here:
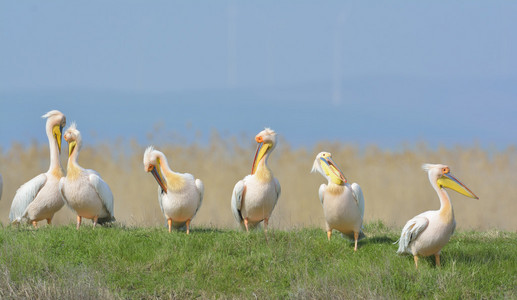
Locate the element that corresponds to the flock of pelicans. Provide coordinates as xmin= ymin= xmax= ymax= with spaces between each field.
xmin=0 ymin=110 xmax=479 ymax=269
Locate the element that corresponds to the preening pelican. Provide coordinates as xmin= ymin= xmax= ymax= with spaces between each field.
xmin=59 ymin=123 xmax=115 ymax=229
xmin=396 ymin=164 xmax=478 ymax=268
xmin=143 ymin=146 xmax=204 ymax=234
xmin=9 ymin=110 xmax=66 ymax=227
xmin=311 ymin=152 xmax=365 ymax=251
xmin=231 ymin=128 xmax=281 ymax=235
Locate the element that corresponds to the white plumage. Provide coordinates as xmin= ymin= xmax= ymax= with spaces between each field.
xmin=231 ymin=128 xmax=281 ymax=235
xmin=9 ymin=110 xmax=66 ymax=227
xmin=396 ymin=163 xmax=478 ymax=268
xmin=59 ymin=123 xmax=115 ymax=229
xmin=312 ymin=151 xmax=365 ymax=251
xmin=143 ymin=146 xmax=204 ymax=234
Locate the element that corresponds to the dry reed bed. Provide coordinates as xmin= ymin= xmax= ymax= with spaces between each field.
xmin=1 ymin=136 xmax=516 ymax=231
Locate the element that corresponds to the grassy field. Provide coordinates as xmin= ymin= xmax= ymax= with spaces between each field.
xmin=1 ymin=134 xmax=516 ymax=298
xmin=1 ymin=135 xmax=517 ymax=231
xmin=1 ymin=222 xmax=515 ymax=299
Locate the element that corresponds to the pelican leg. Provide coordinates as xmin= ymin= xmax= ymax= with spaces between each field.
xmin=244 ymin=218 xmax=249 ymax=232
xmin=264 ymin=218 xmax=269 ymax=241
xmin=93 ymin=216 xmax=98 ymax=228
xmin=354 ymin=232 xmax=359 ymax=252
xmin=413 ymin=255 xmax=419 ymax=269
xmin=167 ymin=219 xmax=172 ymax=233
xmin=76 ymin=216 xmax=82 ymax=230
xmin=46 ymin=218 xmax=52 ymax=225
xmin=435 ymin=253 xmax=441 ymax=267
xmin=327 ymin=230 xmax=332 ymax=241
xmin=32 ymin=221 xmax=38 ymax=229
xmin=186 ymin=219 xmax=191 ymax=235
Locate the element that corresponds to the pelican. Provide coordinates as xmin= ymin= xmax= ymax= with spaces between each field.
xmin=231 ymin=128 xmax=281 ymax=235
xmin=396 ymin=164 xmax=478 ymax=268
xmin=9 ymin=110 xmax=66 ymax=227
xmin=59 ymin=123 xmax=115 ymax=229
xmin=311 ymin=152 xmax=365 ymax=251
xmin=143 ymin=146 xmax=204 ymax=234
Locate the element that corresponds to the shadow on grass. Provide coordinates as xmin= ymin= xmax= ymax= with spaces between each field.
xmin=364 ymin=235 xmax=396 ymax=244
xmin=447 ymin=249 xmax=513 ymax=265
xmin=190 ymin=227 xmax=231 ymax=234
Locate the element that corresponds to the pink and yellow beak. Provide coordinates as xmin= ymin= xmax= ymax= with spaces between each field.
xmin=251 ymin=135 xmax=271 ymax=175
xmin=67 ymin=140 xmax=77 ymax=157
xmin=319 ymin=156 xmax=347 ymax=185
xmin=53 ymin=125 xmax=63 ymax=154
xmin=148 ymin=164 xmax=168 ymax=193
xmin=437 ymin=173 xmax=478 ymax=199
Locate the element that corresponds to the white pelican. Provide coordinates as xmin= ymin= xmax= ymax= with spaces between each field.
xmin=231 ymin=128 xmax=281 ymax=235
xmin=311 ymin=152 xmax=365 ymax=251
xmin=396 ymin=164 xmax=478 ymax=268
xmin=59 ymin=123 xmax=115 ymax=229
xmin=9 ymin=110 xmax=66 ymax=227
xmin=143 ymin=146 xmax=204 ymax=234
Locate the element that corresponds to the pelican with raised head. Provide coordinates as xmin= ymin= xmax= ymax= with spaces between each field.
xmin=59 ymin=123 xmax=115 ymax=229
xmin=9 ymin=110 xmax=66 ymax=227
xmin=143 ymin=146 xmax=204 ymax=234
xmin=311 ymin=152 xmax=365 ymax=251
xmin=396 ymin=164 xmax=478 ymax=268
xmin=231 ymin=128 xmax=281 ymax=235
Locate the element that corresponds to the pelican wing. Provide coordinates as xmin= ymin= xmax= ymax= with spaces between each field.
xmin=9 ymin=173 xmax=47 ymax=223
xmin=58 ymin=177 xmax=70 ymax=206
xmin=318 ymin=184 xmax=326 ymax=206
xmin=274 ymin=177 xmax=281 ymax=201
xmin=194 ymin=178 xmax=204 ymax=215
xmin=88 ymin=173 xmax=114 ymax=217
xmin=351 ymin=183 xmax=365 ymax=220
xmin=156 ymin=186 xmax=165 ymax=213
xmin=396 ymin=215 xmax=429 ymax=254
xmin=231 ymin=180 xmax=245 ymax=223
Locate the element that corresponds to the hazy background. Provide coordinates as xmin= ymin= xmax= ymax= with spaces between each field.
xmin=1 ymin=1 xmax=516 ymax=230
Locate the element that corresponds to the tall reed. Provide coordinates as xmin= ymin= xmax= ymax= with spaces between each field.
xmin=1 ymin=133 xmax=515 ymax=230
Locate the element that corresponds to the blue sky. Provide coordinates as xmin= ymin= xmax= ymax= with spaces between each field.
xmin=1 ymin=1 xmax=516 ymax=149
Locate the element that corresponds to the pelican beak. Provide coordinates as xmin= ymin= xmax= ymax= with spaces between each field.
xmin=53 ymin=125 xmax=62 ymax=154
xmin=320 ymin=156 xmax=347 ymax=184
xmin=251 ymin=138 xmax=271 ymax=175
xmin=68 ymin=140 xmax=77 ymax=157
xmin=438 ymin=173 xmax=478 ymax=199
xmin=150 ymin=165 xmax=168 ymax=193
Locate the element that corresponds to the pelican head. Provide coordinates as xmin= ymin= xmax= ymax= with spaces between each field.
xmin=143 ymin=146 xmax=168 ymax=193
xmin=251 ymin=128 xmax=277 ymax=175
xmin=42 ymin=110 xmax=66 ymax=154
xmin=63 ymin=122 xmax=82 ymax=157
xmin=422 ymin=164 xmax=478 ymax=199
xmin=311 ymin=152 xmax=347 ymax=185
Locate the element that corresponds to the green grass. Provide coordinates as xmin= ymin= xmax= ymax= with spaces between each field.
xmin=1 ymin=222 xmax=516 ymax=299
